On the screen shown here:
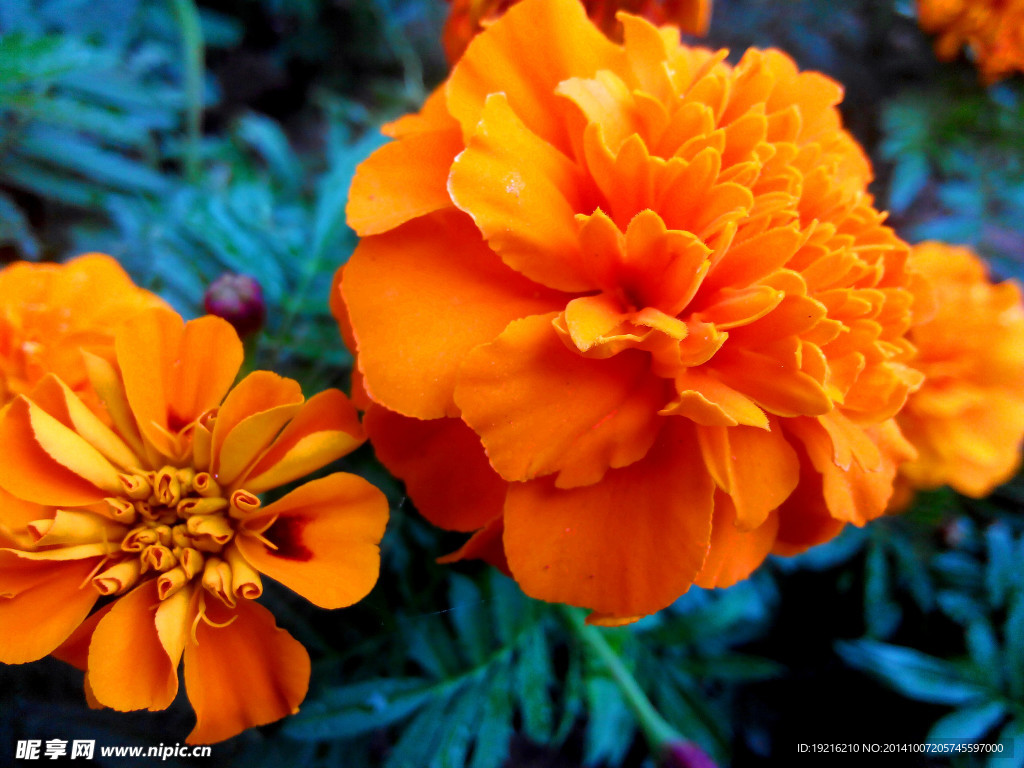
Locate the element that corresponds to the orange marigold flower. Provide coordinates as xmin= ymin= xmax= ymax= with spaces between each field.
xmin=895 ymin=242 xmax=1024 ymax=501
xmin=0 ymin=253 xmax=168 ymax=406
xmin=917 ymin=0 xmax=1024 ymax=82
xmin=337 ymin=0 xmax=923 ymax=622
xmin=0 ymin=306 xmax=389 ymax=743
xmin=442 ymin=0 xmax=712 ymax=62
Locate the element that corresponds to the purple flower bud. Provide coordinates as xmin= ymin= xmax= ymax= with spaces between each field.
xmin=204 ymin=273 xmax=266 ymax=337
xmin=660 ymin=741 xmax=718 ymax=768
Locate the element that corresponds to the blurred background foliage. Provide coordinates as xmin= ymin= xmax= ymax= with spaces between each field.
xmin=1 ymin=0 xmax=1024 ymax=766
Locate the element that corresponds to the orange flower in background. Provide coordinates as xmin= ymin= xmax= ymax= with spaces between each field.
xmin=442 ymin=0 xmax=712 ymax=61
xmin=337 ymin=0 xmax=924 ymax=622
xmin=0 ymin=306 xmax=389 ymax=743
xmin=0 ymin=253 xmax=168 ymax=405
xmin=895 ymin=242 xmax=1024 ymax=502
xmin=917 ymin=0 xmax=1024 ymax=82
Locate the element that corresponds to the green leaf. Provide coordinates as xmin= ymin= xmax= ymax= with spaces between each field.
xmin=467 ymin=661 xmax=514 ymax=768
xmin=865 ymin=541 xmax=901 ymax=639
xmin=927 ymin=701 xmax=1007 ymax=744
xmin=1006 ymin=591 xmax=1024 ymax=700
xmin=281 ymin=678 xmax=437 ymax=741
xmin=985 ymin=522 xmax=1015 ymax=610
xmin=836 ymin=640 xmax=988 ymax=706
xmin=966 ymin=619 xmax=1002 ymax=690
xmin=448 ymin=573 xmax=491 ymax=667
xmin=514 ymin=625 xmax=555 ymax=743
xmin=989 ymin=718 xmax=1024 ymax=768
xmin=583 ymin=677 xmax=635 ymax=767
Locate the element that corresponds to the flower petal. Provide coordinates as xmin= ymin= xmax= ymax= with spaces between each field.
xmin=117 ymin=309 xmax=242 ymax=455
xmin=450 ymin=92 xmax=595 ymax=292
xmin=88 ymin=580 xmax=182 ymax=712
xmin=236 ymin=473 xmax=388 ymax=609
xmin=446 ymin=0 xmax=621 ymax=151
xmin=456 ymin=313 xmax=668 ymax=487
xmin=694 ymin=493 xmax=779 ymax=588
xmin=347 ymin=122 xmax=464 ymax=236
xmin=341 ymin=210 xmax=564 ymax=419
xmin=211 ymin=371 xmax=304 ymax=488
xmin=239 ymin=389 xmax=364 ymax=494
xmin=503 ymin=422 xmax=714 ymax=618
xmin=184 ymin=597 xmax=310 ymax=744
xmin=0 ymin=551 xmax=100 ymax=663
xmin=437 ymin=516 xmax=510 ymax=575
xmin=0 ymin=397 xmax=111 ymax=505
xmin=364 ymin=405 xmax=506 ymax=532
xmin=696 ymin=422 xmax=799 ymax=530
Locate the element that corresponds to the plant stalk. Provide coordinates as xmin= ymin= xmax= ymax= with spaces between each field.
xmin=172 ymin=0 xmax=204 ymax=183
xmin=562 ymin=606 xmax=682 ymax=750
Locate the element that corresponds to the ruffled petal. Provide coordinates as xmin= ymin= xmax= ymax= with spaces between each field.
xmin=449 ymin=92 xmax=594 ymax=292
xmin=235 ymin=473 xmax=388 ymax=609
xmin=456 ymin=313 xmax=668 ymax=487
xmin=696 ymin=422 xmax=799 ymax=530
xmin=0 ymin=397 xmax=111 ymax=506
xmin=347 ymin=123 xmax=464 ymax=236
xmin=446 ymin=0 xmax=621 ymax=152
xmin=87 ymin=580 xmax=182 ymax=711
xmin=239 ymin=389 xmax=364 ymax=494
xmin=364 ymin=405 xmax=506 ymax=532
xmin=437 ymin=516 xmax=510 ymax=575
xmin=694 ymin=493 xmax=779 ymax=588
xmin=503 ymin=422 xmax=714 ymax=618
xmin=210 ymin=371 xmax=304 ymax=487
xmin=341 ymin=210 xmax=564 ymax=419
xmin=117 ymin=309 xmax=242 ymax=455
xmin=0 ymin=551 xmax=100 ymax=663
xmin=184 ymin=597 xmax=310 ymax=744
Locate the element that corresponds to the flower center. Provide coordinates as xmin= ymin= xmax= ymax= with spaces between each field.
xmin=91 ymin=466 xmax=264 ymax=603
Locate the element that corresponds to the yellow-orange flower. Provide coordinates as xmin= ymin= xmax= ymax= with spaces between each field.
xmin=0 ymin=306 xmax=389 ymax=743
xmin=0 ymin=253 xmax=168 ymax=406
xmin=337 ymin=0 xmax=923 ymax=622
xmin=917 ymin=0 xmax=1024 ymax=82
xmin=895 ymin=242 xmax=1024 ymax=501
xmin=442 ymin=0 xmax=712 ymax=62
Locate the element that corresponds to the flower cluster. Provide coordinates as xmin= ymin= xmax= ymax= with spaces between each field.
xmin=917 ymin=0 xmax=1024 ymax=82
xmin=0 ymin=303 xmax=389 ymax=743
xmin=338 ymin=0 xmax=925 ymax=622
xmin=0 ymin=254 xmax=167 ymax=406
xmin=442 ymin=0 xmax=711 ymax=61
xmin=894 ymin=242 xmax=1024 ymax=504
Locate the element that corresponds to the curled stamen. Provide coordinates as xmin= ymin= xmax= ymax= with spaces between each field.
xmin=153 ymin=467 xmax=181 ymax=507
xmin=177 ymin=497 xmax=228 ymax=518
xmin=122 ymin=528 xmax=158 ymax=552
xmin=201 ymin=557 xmax=236 ymax=608
xmin=228 ymin=490 xmax=261 ymax=519
xmin=180 ymin=547 xmax=204 ymax=579
xmin=225 ymin=546 xmax=263 ymax=600
xmin=104 ymin=497 xmax=138 ymax=524
xmin=118 ymin=473 xmax=152 ymax=501
xmin=93 ymin=559 xmax=142 ymax=596
xmin=157 ymin=566 xmax=189 ymax=601
xmin=186 ymin=514 xmax=234 ymax=546
xmin=141 ymin=544 xmax=176 ymax=573
xmin=191 ymin=472 xmax=221 ymax=498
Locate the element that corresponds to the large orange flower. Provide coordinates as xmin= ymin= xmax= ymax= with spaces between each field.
xmin=917 ymin=0 xmax=1024 ymax=82
xmin=337 ymin=0 xmax=923 ymax=622
xmin=442 ymin=0 xmax=712 ymax=62
xmin=895 ymin=242 xmax=1024 ymax=500
xmin=0 ymin=306 xmax=389 ymax=743
xmin=0 ymin=253 xmax=168 ymax=405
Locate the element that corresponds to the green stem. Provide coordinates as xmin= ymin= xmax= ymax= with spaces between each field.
xmin=561 ymin=606 xmax=682 ymax=750
xmin=172 ymin=0 xmax=204 ymax=183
